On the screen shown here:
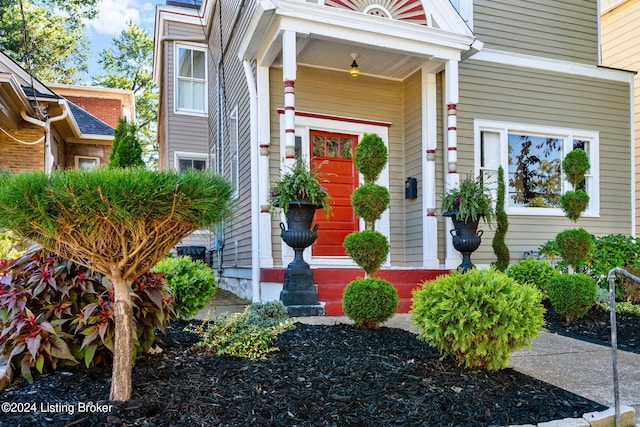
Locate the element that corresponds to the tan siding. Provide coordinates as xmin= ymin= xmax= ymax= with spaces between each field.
xmin=601 ymin=0 xmax=640 ymax=236
xmin=269 ymin=66 xmax=405 ymax=266
xmin=474 ymin=0 xmax=598 ymax=65
xmin=455 ymin=60 xmax=632 ymax=265
xmin=403 ymin=70 xmax=423 ymax=265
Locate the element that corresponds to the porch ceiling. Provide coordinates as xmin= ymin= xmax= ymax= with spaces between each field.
xmin=239 ymin=0 xmax=480 ymax=81
xmin=273 ymin=37 xmax=437 ymax=81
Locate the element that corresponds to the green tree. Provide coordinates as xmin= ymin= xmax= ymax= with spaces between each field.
xmin=0 ymin=168 xmax=233 ymax=400
xmin=110 ymin=117 xmax=145 ymax=168
xmin=94 ymin=21 xmax=158 ymax=168
xmin=0 ymin=0 xmax=95 ymax=83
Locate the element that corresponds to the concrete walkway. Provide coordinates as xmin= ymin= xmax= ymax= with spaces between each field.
xmin=198 ymin=292 xmax=640 ymax=426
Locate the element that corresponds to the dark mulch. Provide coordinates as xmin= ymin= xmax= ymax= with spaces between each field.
xmin=1 ymin=304 xmax=638 ymax=427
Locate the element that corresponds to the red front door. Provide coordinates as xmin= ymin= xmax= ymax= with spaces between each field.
xmin=310 ymin=130 xmax=359 ymax=256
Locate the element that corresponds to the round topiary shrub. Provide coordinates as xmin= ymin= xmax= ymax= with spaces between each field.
xmin=547 ymin=273 xmax=597 ymax=321
xmin=562 ymin=149 xmax=590 ymax=188
xmin=354 ymin=133 xmax=387 ymax=183
xmin=505 ymin=257 xmax=558 ymax=294
xmin=556 ymin=228 xmax=593 ymax=268
xmin=411 ymin=268 xmax=545 ymax=370
xmin=351 ymin=183 xmax=390 ymax=227
xmin=343 ymin=230 xmax=389 ymax=274
xmin=559 ymin=190 xmax=590 ymax=222
xmin=343 ymin=278 xmax=398 ymax=329
xmin=152 ymin=255 xmax=216 ymax=319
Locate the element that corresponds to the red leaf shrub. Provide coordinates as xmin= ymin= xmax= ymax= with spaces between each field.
xmin=0 ymin=246 xmax=174 ymax=382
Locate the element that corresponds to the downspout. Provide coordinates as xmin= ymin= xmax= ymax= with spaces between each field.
xmin=20 ymin=99 xmax=68 ymax=173
xmin=243 ymin=59 xmax=261 ymax=302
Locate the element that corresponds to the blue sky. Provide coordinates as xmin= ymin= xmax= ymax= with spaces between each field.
xmin=83 ymin=0 xmax=164 ymax=82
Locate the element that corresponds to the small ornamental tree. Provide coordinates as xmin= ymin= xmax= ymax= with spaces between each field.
xmin=343 ymin=134 xmax=397 ymax=328
xmin=0 ymin=168 xmax=232 ymax=400
xmin=491 ymin=166 xmax=510 ymax=271
xmin=557 ymin=149 xmax=591 ymax=271
xmin=109 ymin=117 xmax=145 ymax=168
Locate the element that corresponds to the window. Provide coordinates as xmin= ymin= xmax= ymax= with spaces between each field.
xmin=175 ymin=152 xmax=208 ymax=172
xmin=76 ymin=156 xmax=100 ymax=170
xmin=175 ymin=44 xmax=207 ymax=114
xmin=229 ymin=107 xmax=239 ymax=196
xmin=475 ymin=121 xmax=599 ymax=217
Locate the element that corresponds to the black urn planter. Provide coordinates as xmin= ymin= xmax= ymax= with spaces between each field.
xmin=279 ymin=200 xmax=324 ymax=316
xmin=444 ymin=210 xmax=483 ymax=271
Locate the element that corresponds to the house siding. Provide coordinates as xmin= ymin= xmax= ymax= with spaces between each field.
xmin=163 ymin=20 xmax=209 ymax=170
xmin=208 ymin=0 xmax=255 ymax=274
xmin=601 ymin=0 xmax=640 ymax=236
xmin=473 ymin=0 xmax=598 ymax=65
xmin=454 ymin=59 xmax=632 ymax=264
xmin=268 ymin=66 xmax=406 ymax=266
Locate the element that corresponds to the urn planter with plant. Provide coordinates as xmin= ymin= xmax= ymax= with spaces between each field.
xmin=342 ymin=133 xmax=398 ymax=328
xmin=442 ymin=175 xmax=495 ymax=270
xmin=268 ymin=160 xmax=331 ymax=316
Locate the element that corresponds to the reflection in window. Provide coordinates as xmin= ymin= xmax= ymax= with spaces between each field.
xmin=311 ymin=132 xmax=356 ymax=159
xmin=178 ymin=158 xmax=206 ymax=171
xmin=508 ymin=134 xmax=562 ymax=208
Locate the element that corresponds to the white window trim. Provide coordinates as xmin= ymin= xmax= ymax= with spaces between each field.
xmin=174 ymin=151 xmax=209 ymax=172
xmin=75 ymin=155 xmax=100 ymax=169
xmin=174 ymin=42 xmax=208 ymax=117
xmin=474 ymin=120 xmax=600 ymax=217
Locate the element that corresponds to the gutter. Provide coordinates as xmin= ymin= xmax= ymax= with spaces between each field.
xmin=20 ymin=99 xmax=69 ymax=173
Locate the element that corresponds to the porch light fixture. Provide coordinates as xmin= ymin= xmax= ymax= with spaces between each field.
xmin=349 ymin=53 xmax=359 ymax=77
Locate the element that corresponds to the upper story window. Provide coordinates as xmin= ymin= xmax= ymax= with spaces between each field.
xmin=175 ymin=43 xmax=207 ymax=115
xmin=475 ymin=120 xmax=599 ymax=217
xmin=449 ymin=0 xmax=473 ymax=29
xmin=175 ymin=151 xmax=208 ymax=172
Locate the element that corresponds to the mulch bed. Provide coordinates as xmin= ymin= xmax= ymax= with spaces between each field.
xmin=0 ymin=304 xmax=638 ymax=427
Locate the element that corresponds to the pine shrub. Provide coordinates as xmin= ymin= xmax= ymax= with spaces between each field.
xmin=491 ymin=166 xmax=510 ymax=271
xmin=343 ymin=278 xmax=398 ymax=329
xmin=152 ymin=255 xmax=216 ymax=319
xmin=547 ymin=273 xmax=597 ymax=321
xmin=505 ymin=257 xmax=558 ymax=294
xmin=411 ymin=268 xmax=545 ymax=370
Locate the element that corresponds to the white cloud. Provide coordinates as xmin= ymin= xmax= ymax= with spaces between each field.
xmin=88 ymin=0 xmax=156 ymax=36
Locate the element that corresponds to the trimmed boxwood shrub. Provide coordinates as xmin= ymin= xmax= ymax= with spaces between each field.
xmin=343 ymin=278 xmax=398 ymax=329
xmin=354 ymin=133 xmax=387 ymax=183
xmin=152 ymin=255 xmax=216 ymax=320
xmin=343 ymin=230 xmax=389 ymax=275
xmin=411 ymin=268 xmax=545 ymax=370
xmin=547 ymin=273 xmax=597 ymax=321
xmin=556 ymin=228 xmax=593 ymax=268
xmin=351 ymin=183 xmax=390 ymax=227
xmin=505 ymin=257 xmax=558 ymax=294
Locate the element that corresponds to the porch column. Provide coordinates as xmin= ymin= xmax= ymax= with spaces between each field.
xmin=257 ymin=65 xmax=274 ymax=268
xmin=282 ymin=30 xmax=297 ymax=165
xmin=422 ymin=68 xmax=439 ymax=268
xmin=444 ymin=60 xmax=462 ymax=268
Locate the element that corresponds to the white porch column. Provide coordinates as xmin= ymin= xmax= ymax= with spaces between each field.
xmin=422 ymin=68 xmax=439 ymax=268
xmin=282 ymin=30 xmax=297 ymax=164
xmin=444 ymin=60 xmax=461 ymax=268
xmin=257 ymin=65 xmax=273 ymax=268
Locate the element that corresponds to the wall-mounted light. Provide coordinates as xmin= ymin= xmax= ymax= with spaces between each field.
xmin=349 ymin=53 xmax=359 ymax=77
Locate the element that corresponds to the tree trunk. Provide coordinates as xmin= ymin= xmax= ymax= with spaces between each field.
xmin=109 ymin=274 xmax=135 ymax=401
